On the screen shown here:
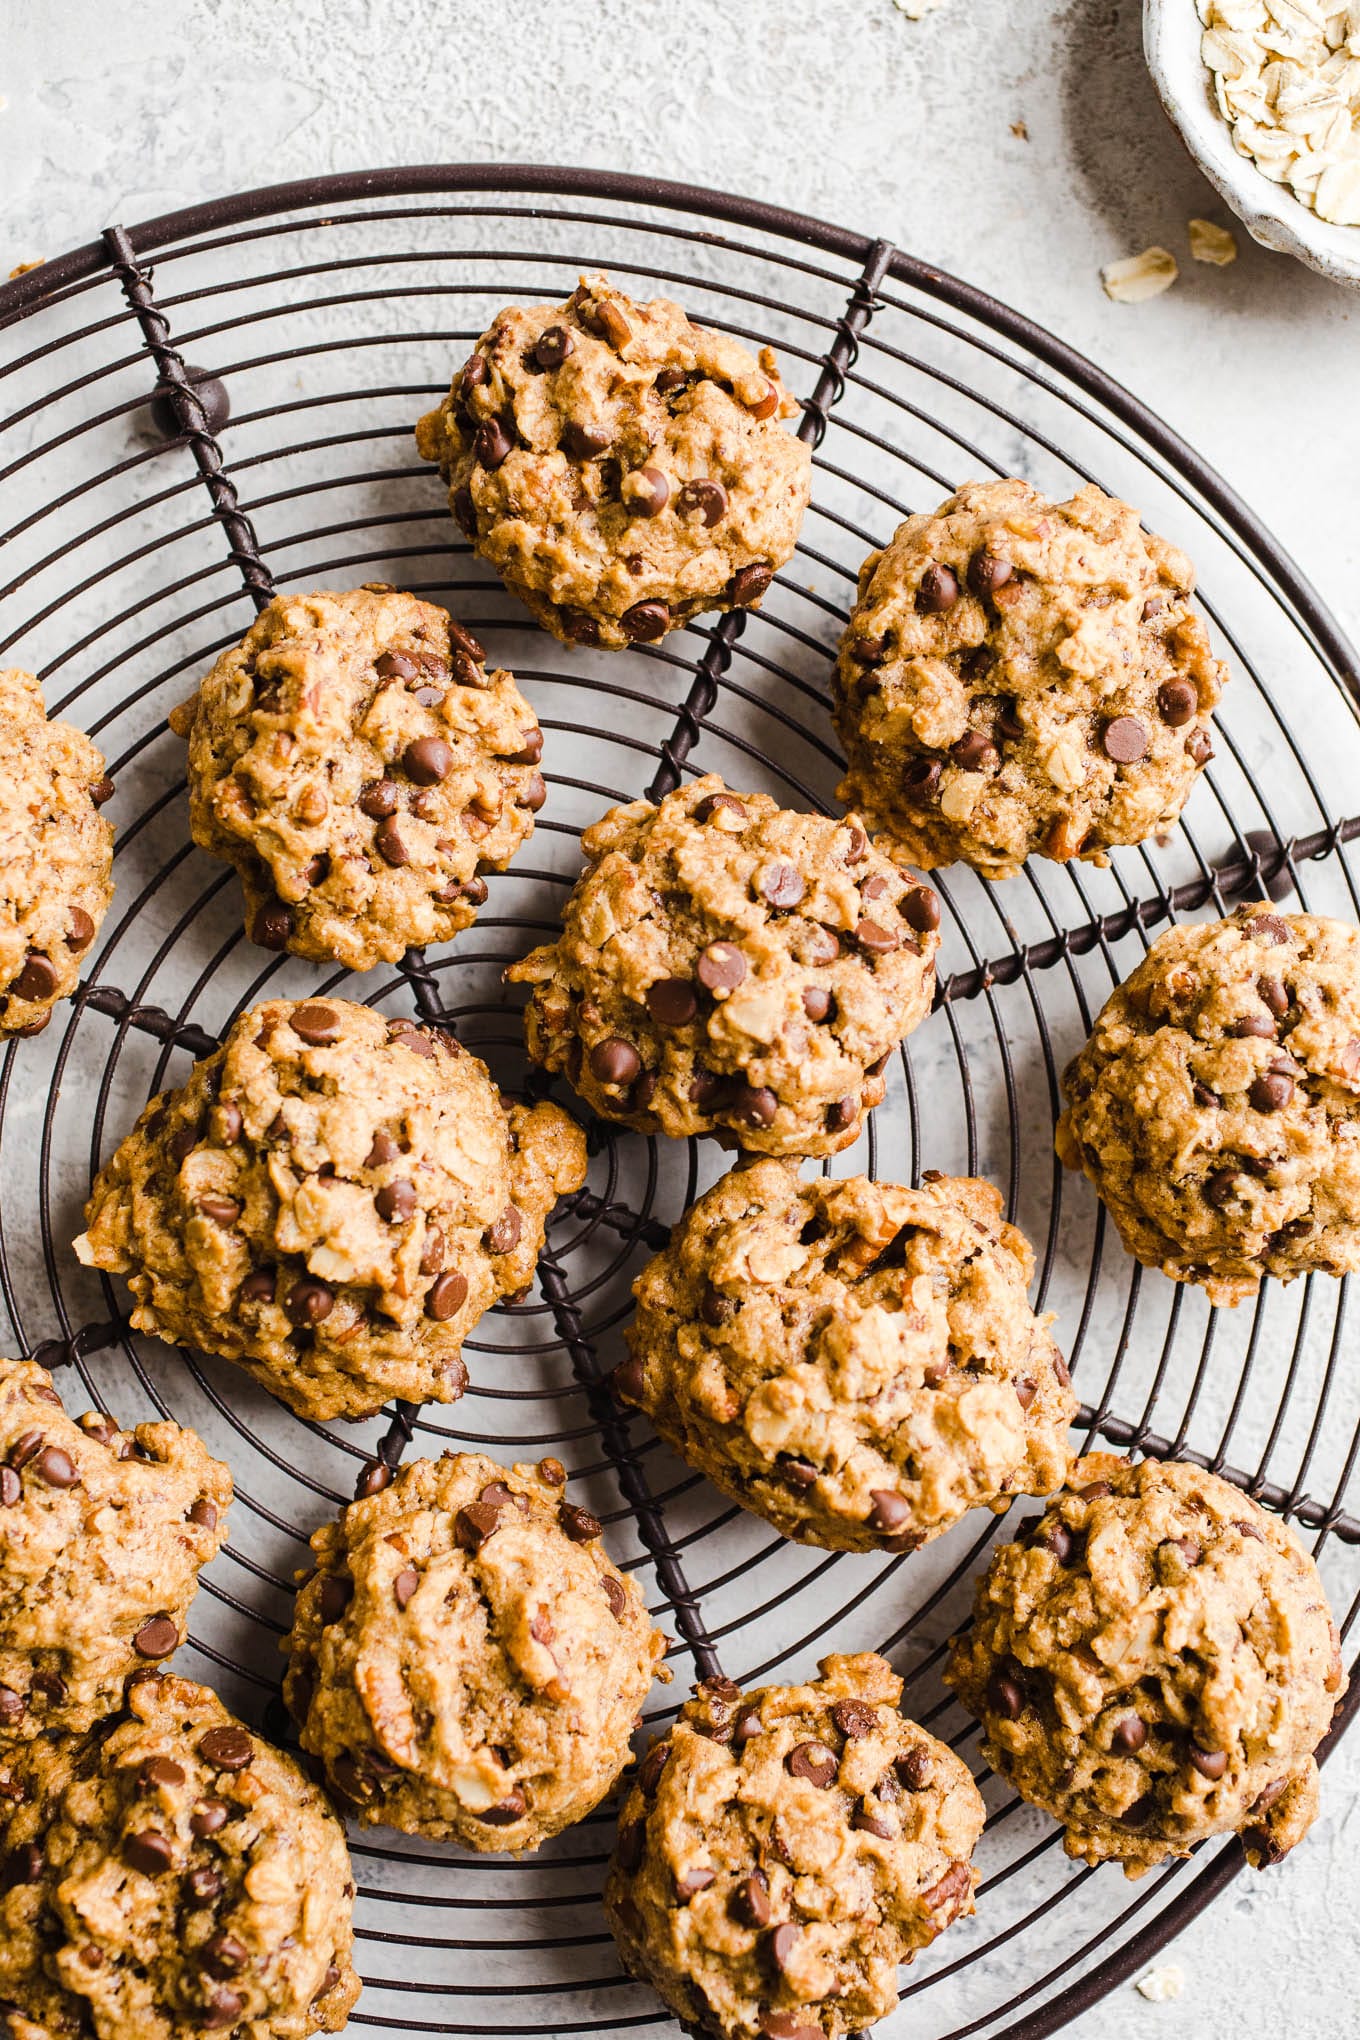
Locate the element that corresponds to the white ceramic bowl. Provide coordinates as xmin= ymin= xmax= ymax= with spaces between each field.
xmin=1144 ymin=0 xmax=1360 ymax=290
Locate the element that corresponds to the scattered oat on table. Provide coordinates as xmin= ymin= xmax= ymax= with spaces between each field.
xmin=895 ymin=0 xmax=948 ymax=15
xmin=1199 ymin=0 xmax=1360 ymax=227
xmin=1101 ymin=246 xmax=1180 ymax=301
xmin=1136 ymin=1963 xmax=1186 ymax=2003
xmin=1189 ymin=216 xmax=1241 ymax=261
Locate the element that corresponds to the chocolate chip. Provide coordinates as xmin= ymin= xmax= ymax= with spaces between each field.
xmin=375 ymin=815 xmax=409 ymax=867
xmin=473 ymin=417 xmax=513 ymax=469
xmin=967 ymin=549 xmax=1013 ymax=598
xmin=183 ymin=1861 xmax=224 ymax=1908
xmin=31 ymin=1670 xmax=65 ymax=1704
xmin=486 ymin=1205 xmax=522 ymax=1254
xmin=132 ymin=1616 xmax=179 ymax=1660
xmin=559 ymin=1500 xmax=602 ymax=1542
xmin=403 ymin=736 xmax=454 ymax=786
xmin=455 ymin=1501 xmax=502 ymax=1553
xmin=1245 ymin=912 xmax=1292 ymax=945
xmin=201 ymin=1988 xmax=246 ymax=2030
xmin=693 ymin=943 xmax=745 ymax=997
xmin=730 ymin=1083 xmax=777 ymax=1129
xmin=240 ymin=1269 xmax=275 ymax=1306
xmin=202 ymin=1931 xmax=250 ymax=1979
xmin=903 ymin=756 xmax=942 ymax=798
xmin=801 ymin=985 xmax=832 ymax=1023
xmin=10 ymin=952 xmax=57 ymax=1004
xmin=848 ymin=633 xmax=887 ymax=666
xmin=320 ymin=1575 xmax=353 ymax=1625
xmin=867 ymin=1489 xmax=912 ymax=1538
xmin=534 ymin=325 xmax=574 ymax=369
xmin=0 ymin=1688 xmax=24 ymax=1726
xmin=2 ymin=1843 xmax=42 ymax=1889
xmin=425 ymin=1271 xmax=468 ymax=1321
xmin=1102 ymin=716 xmax=1148 ymax=764
xmin=601 ymin=1574 xmax=627 ymax=1622
xmin=376 ymin=651 xmax=420 ymax=684
xmin=831 ymin=1700 xmax=876 ymax=1739
xmin=621 ymin=599 xmax=670 ymax=642
xmin=1107 ymin=1714 xmax=1147 ymax=1755
xmin=0 ymin=1470 xmax=19 ymax=1508
xmin=916 ymin=563 xmax=960 ymax=612
xmin=760 ymin=862 xmax=805 ymax=910
xmin=197 ymin=1195 xmax=242 ymax=1226
xmin=1204 ymin=1169 xmax=1240 ymax=1208
xmin=374 ymin=1179 xmax=417 ymax=1225
xmin=123 ymin=1830 xmax=173 ymax=1876
xmin=645 ymin=978 xmax=698 ymax=1026
xmin=987 ymin=1666 xmax=1025 ymax=1720
xmin=590 ymin=1037 xmax=641 ymax=1087
xmin=902 ymin=886 xmax=941 ymax=934
xmin=33 ymin=1446 xmax=77 ymax=1488
xmin=693 ymin=791 xmax=747 ymax=824
xmin=616 ymin=1819 xmax=646 ymax=1873
xmin=359 ymin=778 xmax=399 ymax=819
xmin=676 ymin=477 xmax=728 ymax=526
xmin=887 ymin=1747 xmax=929 ymax=1795
xmin=1184 ymin=1744 xmax=1228 ymax=1781
xmin=675 ymin=1865 xmax=715 ymax=1900
xmin=197 ymin=1726 xmax=254 ymax=1771
xmin=1186 ymin=727 xmax=1214 ymax=766
xmin=629 ymin=466 xmax=670 ymax=517
xmin=731 ymin=1867 xmax=771 ymax=1927
xmin=476 ymin=1788 xmax=527 ymax=1826
xmin=388 ymin=1017 xmax=436 ymax=1056
xmin=562 ymin=419 xmax=611 ymax=459
xmin=730 ymin=562 xmax=773 ymax=606
xmin=1156 ymin=679 xmax=1197 ymax=726
xmin=1231 ymin=1012 xmax=1277 ymax=1039
xmin=760 ymin=2017 xmax=822 ymax=2040
xmin=1250 ymin=1070 xmax=1293 ymax=1112
xmin=826 ymin=1097 xmax=858 ymax=1133
xmin=355 ymin=1458 xmax=392 ymax=1501
xmin=950 ymin=731 xmax=999 ymax=771
xmin=285 ymin=1278 xmax=334 ymax=1329
xmin=785 ymin=1740 xmax=838 ymax=1788
xmin=1256 ymin=974 xmax=1290 ymax=1017
xmin=90 ymin=774 xmax=116 ymax=806
xmin=1119 ymin=1791 xmax=1158 ymax=1829
xmin=766 ymin=1922 xmax=802 ymax=1973
xmin=65 ymin=907 xmax=95 ymax=954
xmin=393 ymin=1567 xmax=419 ymax=1611
xmin=855 ymin=918 xmax=900 ymax=957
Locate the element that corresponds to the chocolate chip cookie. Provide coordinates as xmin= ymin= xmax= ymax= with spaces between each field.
xmin=619 ymin=1162 xmax=1074 ymax=1552
xmin=604 ymin=1653 xmax=985 ymax=2040
xmin=0 ymin=1669 xmax=360 ymax=2037
xmin=0 ymin=1355 xmax=230 ymax=1745
xmin=74 ymin=997 xmax=587 ymax=1422
xmin=831 ymin=481 xmax=1226 ymax=878
xmin=168 ymin=587 xmax=544 ymax=971
xmin=1056 ymin=905 xmax=1360 ymax=1305
xmin=946 ymin=1454 xmax=1345 ymax=1876
xmin=414 ymin=274 xmax=812 ymax=650
xmin=283 ymin=1452 xmax=666 ymax=1851
xmin=507 ymin=777 xmax=941 ymax=1157
xmin=0 ymin=668 xmax=114 ymax=1037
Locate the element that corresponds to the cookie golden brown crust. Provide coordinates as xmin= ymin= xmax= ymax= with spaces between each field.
xmin=0 ymin=668 xmax=114 ymax=1037
xmin=415 ymin=274 xmax=812 ymax=649
xmin=946 ymin=1454 xmax=1346 ymax=1876
xmin=831 ymin=480 xmax=1225 ymax=878
xmin=74 ymin=998 xmax=587 ymax=1422
xmin=282 ymin=1453 xmax=666 ymax=1851
xmin=0 ymin=1672 xmax=360 ymax=2039
xmin=506 ymin=776 xmax=941 ymax=1158
xmin=169 ymin=587 xmax=544 ymax=971
xmin=0 ymin=1356 xmax=230 ymax=1743
xmin=1056 ymin=905 xmax=1360 ymax=1304
xmin=604 ymin=1654 xmax=985 ymax=2040
xmin=620 ymin=1162 xmax=1074 ymax=1551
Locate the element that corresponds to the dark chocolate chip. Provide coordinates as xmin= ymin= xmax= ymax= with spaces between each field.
xmin=1189 ymin=1745 xmax=1229 ymax=1780
xmin=33 ymin=1446 xmax=77 ymax=1488
xmin=675 ymin=1865 xmax=715 ymax=1900
xmin=320 ymin=1575 xmax=353 ymax=1625
xmin=240 ymin=1269 xmax=275 ymax=1306
xmin=732 ymin=1868 xmax=771 ymax=1926
xmin=1204 ymin=1169 xmax=1240 ymax=1208
xmin=403 ymin=736 xmax=454 ymax=786
xmin=729 ymin=1083 xmax=777 ymax=1129
xmin=374 ymin=815 xmax=409 ymax=867
xmin=425 ymin=1271 xmax=468 ymax=1321
xmin=197 ymin=1726 xmax=254 ymax=1771
xmin=454 ymin=1502 xmax=502 ymax=1553
xmin=534 ymin=325 xmax=574 ymax=370
xmin=868 ymin=1489 xmax=912 ymax=1537
xmin=801 ymin=985 xmax=832 ymax=1022
xmin=123 ymin=1830 xmax=174 ymax=1876
xmin=730 ymin=563 xmax=773 ymax=606
xmin=766 ymin=1922 xmax=802 ymax=1973
xmin=1157 ymin=679 xmax=1198 ymax=726
xmin=1112 ymin=1715 xmax=1147 ymax=1754
xmin=616 ymin=1819 xmax=646 ymax=1873
xmin=11 ymin=953 xmax=57 ymax=1003
xmin=393 ymin=1567 xmax=419 ymax=1611
xmin=831 ymin=1700 xmax=876 ymax=1739
xmin=950 ymin=731 xmax=999 ymax=771
xmin=476 ymin=1788 xmax=527 ymax=1826
xmin=201 ymin=1931 xmax=250 ymax=1980
xmin=285 ymin=1278 xmax=334 ymax=1329
xmin=902 ymin=886 xmax=941 ymax=934
xmin=760 ymin=861 xmax=805 ymax=910
xmin=375 ymin=1179 xmax=417 ymax=1224
xmin=562 ymin=420 xmax=611 ymax=459
xmin=902 ymin=756 xmax=942 ymax=797
xmin=559 ymin=1501 xmax=602 ymax=1543
xmin=359 ymin=778 xmax=399 ymax=819
xmin=855 ymin=918 xmax=900 ymax=956
xmin=65 ymin=907 xmax=96 ymax=953
xmin=645 ymin=978 xmax=698 ymax=1026
xmin=785 ymin=1740 xmax=838 ymax=1788
xmin=629 ymin=466 xmax=670 ymax=517
xmin=473 ymin=417 xmax=513 ymax=469
xmin=676 ymin=477 xmax=728 ymax=526
xmin=132 ymin=1616 xmax=179 ymax=1660
xmin=1250 ymin=1070 xmax=1293 ymax=1112
xmin=621 ymin=600 xmax=670 ymax=642
xmin=697 ymin=942 xmax=747 ymax=994
xmin=1231 ymin=1012 xmax=1277 ymax=1039
xmin=590 ymin=1037 xmax=642 ymax=1087
xmin=1186 ymin=727 xmax=1214 ymax=766
xmin=987 ymin=1666 xmax=1025 ymax=1720
xmin=916 ymin=563 xmax=960 ymax=612
xmin=967 ymin=549 xmax=1013 ymax=598
xmin=201 ymin=1989 xmax=246 ymax=2030
xmin=1102 ymin=716 xmax=1148 ymax=764
xmin=90 ymin=775 xmax=116 ymax=806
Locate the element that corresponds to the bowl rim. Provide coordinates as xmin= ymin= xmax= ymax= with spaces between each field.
xmin=1143 ymin=0 xmax=1360 ymax=289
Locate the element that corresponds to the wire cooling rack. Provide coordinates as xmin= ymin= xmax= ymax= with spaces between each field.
xmin=2 ymin=165 xmax=1359 ymax=2040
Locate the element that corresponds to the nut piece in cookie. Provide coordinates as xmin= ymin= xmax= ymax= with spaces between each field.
xmin=506 ymin=776 xmax=941 ymax=1157
xmin=604 ymin=1653 xmax=984 ymax=2040
xmin=946 ymin=1453 xmax=1346 ymax=1876
xmin=0 ymin=1355 xmax=230 ymax=1741
xmin=620 ymin=1162 xmax=1074 ymax=1551
xmin=831 ymin=479 xmax=1226 ymax=879
xmin=0 ymin=668 xmax=114 ymax=1037
xmin=282 ymin=1452 xmax=666 ymax=1851
xmin=415 ymin=274 xmax=812 ymax=650
xmin=0 ymin=1669 xmax=360 ymax=2035
xmin=73 ymin=997 xmax=587 ymax=1422
xmin=169 ymin=587 xmax=545 ymax=971
xmin=1056 ymin=904 xmax=1360 ymax=1304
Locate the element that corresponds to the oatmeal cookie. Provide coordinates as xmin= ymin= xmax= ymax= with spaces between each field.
xmin=0 ymin=1670 xmax=360 ymax=2038
xmin=604 ymin=1653 xmax=985 ymax=2040
xmin=74 ymin=997 xmax=587 ymax=1422
xmin=0 ymin=668 xmax=114 ymax=1036
xmin=283 ymin=1452 xmax=666 ymax=1851
xmin=619 ymin=1162 xmax=1074 ymax=1551
xmin=1056 ymin=905 xmax=1360 ymax=1305
xmin=415 ymin=274 xmax=812 ymax=650
xmin=831 ymin=480 xmax=1226 ymax=878
xmin=0 ymin=1355 xmax=230 ymax=1743
xmin=507 ymin=777 xmax=941 ymax=1157
xmin=169 ymin=587 xmax=544 ymax=971
xmin=946 ymin=1453 xmax=1345 ymax=1875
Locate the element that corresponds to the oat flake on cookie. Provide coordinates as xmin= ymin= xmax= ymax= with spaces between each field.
xmin=1199 ymin=0 xmax=1360 ymax=225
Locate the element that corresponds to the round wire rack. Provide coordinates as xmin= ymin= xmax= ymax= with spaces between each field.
xmin=1 ymin=164 xmax=1359 ymax=2040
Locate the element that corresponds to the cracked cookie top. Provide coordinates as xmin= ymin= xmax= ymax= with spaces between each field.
xmin=831 ymin=480 xmax=1226 ymax=878
xmin=415 ymin=275 xmax=812 ymax=650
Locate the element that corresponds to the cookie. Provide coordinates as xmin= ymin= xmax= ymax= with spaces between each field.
xmin=74 ymin=997 xmax=587 ymax=1422
xmin=1056 ymin=905 xmax=1360 ymax=1305
xmin=415 ymin=273 xmax=812 ymax=650
xmin=604 ymin=1653 xmax=985 ymax=2040
xmin=619 ymin=1162 xmax=1074 ymax=1552
xmin=507 ymin=776 xmax=940 ymax=1157
xmin=0 ymin=668 xmax=114 ymax=1036
xmin=831 ymin=480 xmax=1226 ymax=878
xmin=168 ymin=587 xmax=544 ymax=971
xmin=0 ymin=1669 xmax=360 ymax=2038
xmin=282 ymin=1452 xmax=666 ymax=1851
xmin=0 ymin=1356 xmax=230 ymax=1743
xmin=946 ymin=1453 xmax=1346 ymax=1876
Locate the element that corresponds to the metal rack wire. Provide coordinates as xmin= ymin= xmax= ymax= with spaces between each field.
xmin=1 ymin=164 xmax=1358 ymax=2040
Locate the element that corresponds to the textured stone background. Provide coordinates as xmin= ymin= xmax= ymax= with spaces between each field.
xmin=3 ymin=0 xmax=1358 ymax=2034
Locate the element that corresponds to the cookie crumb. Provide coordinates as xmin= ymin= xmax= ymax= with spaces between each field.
xmin=1189 ymin=218 xmax=1239 ymax=265
xmin=1136 ymin=1964 xmax=1185 ymax=2003
xmin=1011 ymin=120 xmax=1030 ymax=140
xmin=1101 ymin=247 xmax=1179 ymax=303
xmin=8 ymin=259 xmax=42 ymax=278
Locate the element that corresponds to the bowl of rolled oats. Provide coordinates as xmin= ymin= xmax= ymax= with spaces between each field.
xmin=1145 ymin=0 xmax=1360 ymax=287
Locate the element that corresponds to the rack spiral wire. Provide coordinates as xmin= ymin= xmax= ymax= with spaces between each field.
xmin=1 ymin=166 xmax=1359 ymax=2039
